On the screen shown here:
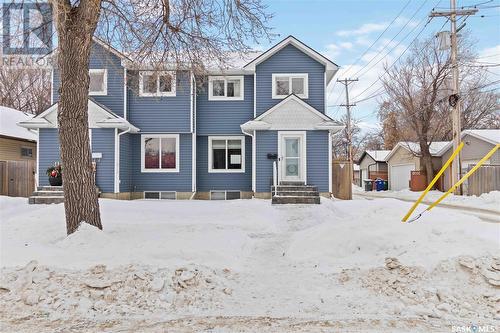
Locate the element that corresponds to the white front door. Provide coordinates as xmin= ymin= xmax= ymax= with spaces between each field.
xmin=279 ymin=132 xmax=306 ymax=182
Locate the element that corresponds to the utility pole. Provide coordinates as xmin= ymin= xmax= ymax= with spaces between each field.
xmin=338 ymin=78 xmax=358 ymax=164
xmin=337 ymin=78 xmax=358 ymax=192
xmin=430 ymin=1 xmax=477 ymax=194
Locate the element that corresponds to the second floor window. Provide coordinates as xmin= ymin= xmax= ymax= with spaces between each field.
xmin=208 ymin=76 xmax=244 ymax=101
xmin=139 ymin=71 xmax=176 ymax=97
xmin=272 ymin=73 xmax=308 ymax=99
xmin=89 ymin=69 xmax=107 ymax=96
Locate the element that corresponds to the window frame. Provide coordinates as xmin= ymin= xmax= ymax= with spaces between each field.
xmin=208 ymin=136 xmax=245 ymax=173
xmin=139 ymin=71 xmax=177 ymax=97
xmin=208 ymin=76 xmax=244 ymax=101
xmin=141 ymin=134 xmax=180 ymax=173
xmin=271 ymin=73 xmax=308 ymax=99
xmin=89 ymin=69 xmax=108 ymax=96
xmin=20 ymin=146 xmax=33 ymax=158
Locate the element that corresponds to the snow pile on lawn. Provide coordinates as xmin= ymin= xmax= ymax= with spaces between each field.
xmin=356 ymin=187 xmax=500 ymax=212
xmin=1 ymin=195 xmax=499 ymax=332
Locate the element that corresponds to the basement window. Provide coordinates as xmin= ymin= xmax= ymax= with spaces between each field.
xmin=210 ymin=190 xmax=241 ymax=200
xmin=144 ymin=191 xmax=177 ymax=200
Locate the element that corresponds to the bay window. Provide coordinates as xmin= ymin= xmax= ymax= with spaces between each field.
xmin=208 ymin=136 xmax=245 ymax=173
xmin=141 ymin=134 xmax=179 ymax=172
xmin=272 ymin=73 xmax=308 ymax=99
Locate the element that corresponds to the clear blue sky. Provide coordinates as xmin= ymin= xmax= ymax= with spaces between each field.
xmin=260 ymin=0 xmax=500 ymax=131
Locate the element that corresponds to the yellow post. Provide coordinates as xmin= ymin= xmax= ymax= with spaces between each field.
xmin=426 ymin=144 xmax=499 ymax=211
xmin=402 ymin=142 xmax=464 ymax=222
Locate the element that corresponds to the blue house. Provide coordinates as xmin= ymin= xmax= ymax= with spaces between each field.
xmin=19 ymin=36 xmax=343 ymax=201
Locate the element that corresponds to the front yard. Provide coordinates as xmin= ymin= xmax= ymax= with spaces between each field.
xmin=0 ymin=196 xmax=499 ymax=332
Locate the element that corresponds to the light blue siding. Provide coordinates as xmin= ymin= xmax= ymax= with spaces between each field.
xmin=119 ymin=133 xmax=132 ymax=192
xmin=196 ymin=75 xmax=254 ymax=135
xmin=129 ymin=133 xmax=192 ymax=192
xmin=127 ymin=71 xmax=192 ymax=133
xmin=196 ymin=136 xmax=252 ymax=191
xmin=53 ymin=41 xmax=125 ymax=117
xmin=306 ymin=130 xmax=329 ymax=192
xmin=255 ymin=131 xmax=277 ymax=193
xmin=38 ymin=128 xmax=116 ymax=192
xmin=255 ymin=44 xmax=325 ymax=116
xmin=91 ymin=128 xmax=115 ymax=193
xmin=38 ymin=128 xmax=60 ymax=186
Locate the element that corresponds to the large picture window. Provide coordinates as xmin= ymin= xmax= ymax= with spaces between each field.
xmin=141 ymin=134 xmax=179 ymax=172
xmin=272 ymin=73 xmax=308 ymax=99
xmin=89 ymin=69 xmax=107 ymax=95
xmin=139 ymin=71 xmax=176 ymax=97
xmin=208 ymin=136 xmax=245 ymax=173
xmin=208 ymin=76 xmax=244 ymax=101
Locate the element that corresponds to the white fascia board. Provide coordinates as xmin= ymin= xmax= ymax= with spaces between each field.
xmin=255 ymin=94 xmax=334 ymax=122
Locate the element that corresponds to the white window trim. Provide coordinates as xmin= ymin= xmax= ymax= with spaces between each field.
xmin=141 ymin=134 xmax=180 ymax=173
xmin=139 ymin=71 xmax=177 ymax=97
xmin=271 ymin=73 xmax=308 ymax=99
xmin=208 ymin=76 xmax=244 ymax=101
xmin=208 ymin=136 xmax=245 ymax=173
xmin=89 ymin=69 xmax=108 ymax=96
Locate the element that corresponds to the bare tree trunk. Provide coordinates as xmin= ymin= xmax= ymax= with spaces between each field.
xmin=53 ymin=0 xmax=102 ymax=234
xmin=419 ymin=142 xmax=434 ymax=186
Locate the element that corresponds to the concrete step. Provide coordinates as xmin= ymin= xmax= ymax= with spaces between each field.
xmin=272 ymin=185 xmax=318 ymax=192
xmin=30 ymin=190 xmax=64 ymax=197
xmin=37 ymin=186 xmax=63 ymax=191
xmin=272 ymin=196 xmax=320 ymax=204
xmin=28 ymin=196 xmax=64 ymax=204
xmin=279 ymin=181 xmax=305 ymax=186
xmin=274 ymin=191 xmax=319 ymax=197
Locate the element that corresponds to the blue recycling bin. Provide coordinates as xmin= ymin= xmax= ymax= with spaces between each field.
xmin=375 ymin=179 xmax=385 ymax=191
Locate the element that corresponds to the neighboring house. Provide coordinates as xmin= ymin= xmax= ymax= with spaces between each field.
xmin=357 ymin=150 xmax=390 ymax=186
xmin=0 ymin=106 xmax=37 ymax=161
xmin=439 ymin=129 xmax=500 ymax=191
xmin=0 ymin=106 xmax=37 ymax=197
xmin=352 ymin=163 xmax=360 ymax=186
xmin=385 ymin=141 xmax=448 ymax=191
xmin=19 ymin=36 xmax=344 ymax=200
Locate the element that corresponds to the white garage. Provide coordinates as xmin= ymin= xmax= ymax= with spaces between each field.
xmin=390 ymin=164 xmax=415 ymax=191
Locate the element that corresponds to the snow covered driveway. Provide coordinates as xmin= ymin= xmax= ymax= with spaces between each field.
xmin=1 ymin=196 xmax=499 ymax=332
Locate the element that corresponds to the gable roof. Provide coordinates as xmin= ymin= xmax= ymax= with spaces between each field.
xmin=18 ymin=99 xmax=139 ymax=132
xmin=244 ymin=36 xmax=339 ymax=83
xmin=385 ymin=141 xmax=450 ymax=161
xmin=0 ymin=106 xmax=37 ymax=141
xmin=241 ymin=94 xmax=343 ymax=134
xmin=359 ymin=150 xmax=391 ymax=163
xmin=438 ymin=129 xmax=499 ymax=156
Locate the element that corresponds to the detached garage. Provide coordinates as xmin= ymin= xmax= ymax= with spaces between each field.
xmin=385 ymin=141 xmax=448 ymax=191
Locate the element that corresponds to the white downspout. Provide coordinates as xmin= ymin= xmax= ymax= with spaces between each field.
xmin=242 ymin=128 xmax=255 ymax=197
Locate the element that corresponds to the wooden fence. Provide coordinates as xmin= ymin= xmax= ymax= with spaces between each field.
xmin=0 ymin=160 xmax=36 ymax=197
xmin=332 ymin=159 xmax=352 ymax=200
xmin=466 ymin=164 xmax=500 ymax=196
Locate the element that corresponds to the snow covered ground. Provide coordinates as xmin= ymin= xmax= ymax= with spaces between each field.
xmin=354 ymin=186 xmax=500 ymax=213
xmin=1 ymin=196 xmax=499 ymax=332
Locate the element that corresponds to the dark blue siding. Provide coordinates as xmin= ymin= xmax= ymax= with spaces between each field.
xmin=92 ymin=128 xmax=115 ymax=193
xmin=255 ymin=131 xmax=277 ymax=192
xmin=255 ymin=44 xmax=325 ymax=116
xmin=306 ymin=130 xmax=329 ymax=192
xmin=119 ymin=133 xmax=132 ymax=192
xmin=38 ymin=128 xmax=60 ymax=186
xmin=127 ymin=71 xmax=192 ymax=133
xmin=130 ymin=133 xmax=192 ymax=192
xmin=196 ymin=75 xmax=254 ymax=135
xmin=53 ymin=42 xmax=125 ymax=117
xmin=196 ymin=136 xmax=252 ymax=191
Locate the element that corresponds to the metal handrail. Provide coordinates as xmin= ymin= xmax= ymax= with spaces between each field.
xmin=272 ymin=161 xmax=277 ymax=197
